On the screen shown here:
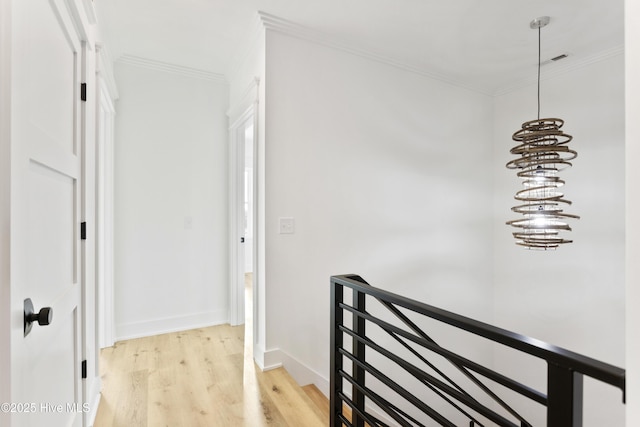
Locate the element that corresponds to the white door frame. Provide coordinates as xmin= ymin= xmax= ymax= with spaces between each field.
xmin=0 ymin=0 xmax=12 ymax=412
xmin=626 ymin=0 xmax=640 ymax=422
xmin=95 ymin=46 xmax=117 ymax=348
xmin=228 ymin=79 xmax=259 ymax=327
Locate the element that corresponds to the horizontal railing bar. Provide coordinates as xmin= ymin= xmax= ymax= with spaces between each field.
xmin=336 ymin=394 xmax=354 ymax=426
xmin=340 ymin=371 xmax=419 ymax=427
xmin=332 ymin=275 xmax=625 ymax=394
xmin=338 ymin=392 xmax=383 ymax=427
xmin=340 ymin=345 xmax=521 ymax=427
xmin=341 ymin=371 xmax=429 ymax=427
xmin=360 ymin=284 xmax=534 ymax=426
xmin=340 ymin=326 xmax=487 ymax=427
xmin=369 ymin=296 xmax=474 ymax=398
xmin=338 ymin=412 xmax=352 ymax=427
xmin=362 ymin=317 xmax=542 ymax=424
xmin=365 ymin=410 xmax=391 ymax=427
xmin=341 ymin=351 xmax=487 ymax=427
xmin=367 ymin=311 xmax=471 ymax=397
xmin=341 ymin=275 xmax=537 ymax=425
xmin=360 ymin=297 xmax=536 ymax=426
xmin=339 ymin=304 xmax=547 ymax=406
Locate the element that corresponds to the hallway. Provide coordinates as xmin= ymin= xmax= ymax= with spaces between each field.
xmin=94 ymin=275 xmax=327 ymax=426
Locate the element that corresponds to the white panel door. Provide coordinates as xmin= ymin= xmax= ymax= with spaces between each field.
xmin=11 ymin=0 xmax=84 ymax=426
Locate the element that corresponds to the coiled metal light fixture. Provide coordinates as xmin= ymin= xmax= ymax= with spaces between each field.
xmin=506 ymin=17 xmax=579 ymax=250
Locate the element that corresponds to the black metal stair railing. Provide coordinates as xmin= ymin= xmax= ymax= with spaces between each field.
xmin=330 ymin=274 xmax=626 ymax=427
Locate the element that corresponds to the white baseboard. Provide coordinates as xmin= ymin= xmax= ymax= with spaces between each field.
xmin=277 ymin=349 xmax=330 ymax=397
xmin=264 ymin=348 xmax=285 ymax=371
xmin=115 ymin=310 xmax=228 ymax=341
xmin=252 ymin=343 xmax=283 ymax=371
xmin=253 ymin=343 xmax=266 ymax=370
xmin=256 ymin=347 xmax=329 ymax=396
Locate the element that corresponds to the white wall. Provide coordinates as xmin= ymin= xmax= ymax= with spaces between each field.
xmin=114 ymin=62 xmax=229 ymax=339
xmin=263 ymin=31 xmax=495 ymax=400
xmin=492 ymin=55 xmax=626 ymax=425
xmin=626 ymin=0 xmax=640 ymax=423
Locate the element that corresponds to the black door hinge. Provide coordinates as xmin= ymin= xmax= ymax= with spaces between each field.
xmin=81 ymin=222 xmax=87 ymax=240
xmin=81 ymin=83 xmax=87 ymax=102
xmin=81 ymin=360 xmax=87 ymax=379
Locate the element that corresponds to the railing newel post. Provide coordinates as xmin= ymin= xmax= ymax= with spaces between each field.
xmin=547 ymin=362 xmax=584 ymax=427
xmin=352 ymin=287 xmax=366 ymax=427
xmin=330 ymin=279 xmax=344 ymax=427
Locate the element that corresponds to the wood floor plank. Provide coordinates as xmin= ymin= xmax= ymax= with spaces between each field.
xmin=94 ymin=325 xmax=326 ymax=427
xmin=256 ymin=368 xmax=326 ymax=427
xmin=124 ymin=370 xmax=149 ymax=427
xmin=302 ymin=384 xmax=330 ymax=419
xmin=94 ymin=275 xmax=324 ymax=426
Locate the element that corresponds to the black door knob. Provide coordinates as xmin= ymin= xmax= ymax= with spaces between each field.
xmin=24 ymin=298 xmax=53 ymax=337
xmin=29 ymin=307 xmax=52 ymax=326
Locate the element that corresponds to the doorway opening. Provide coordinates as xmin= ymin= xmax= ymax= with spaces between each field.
xmin=243 ymin=121 xmax=255 ymax=321
xmin=242 ymin=121 xmax=255 ymax=329
xmin=230 ymin=109 xmax=256 ymax=329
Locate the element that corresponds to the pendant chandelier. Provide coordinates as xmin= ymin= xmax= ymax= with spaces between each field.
xmin=506 ymin=16 xmax=579 ymax=250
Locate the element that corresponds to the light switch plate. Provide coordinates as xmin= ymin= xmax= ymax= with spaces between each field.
xmin=279 ymin=217 xmax=295 ymax=234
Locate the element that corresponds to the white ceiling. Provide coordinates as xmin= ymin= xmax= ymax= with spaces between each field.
xmin=95 ymin=0 xmax=624 ymax=94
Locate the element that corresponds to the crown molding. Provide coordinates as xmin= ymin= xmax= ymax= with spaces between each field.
xmin=493 ymin=44 xmax=625 ymax=97
xmin=117 ymin=54 xmax=228 ymax=84
xmin=257 ymin=11 xmax=493 ymax=96
xmin=82 ymin=0 xmax=97 ymax=25
xmin=256 ymin=12 xmax=624 ymax=98
xmin=226 ymin=12 xmax=266 ymax=80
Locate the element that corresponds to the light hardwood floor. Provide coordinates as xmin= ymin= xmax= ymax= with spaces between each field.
xmin=94 ymin=275 xmax=329 ymax=426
